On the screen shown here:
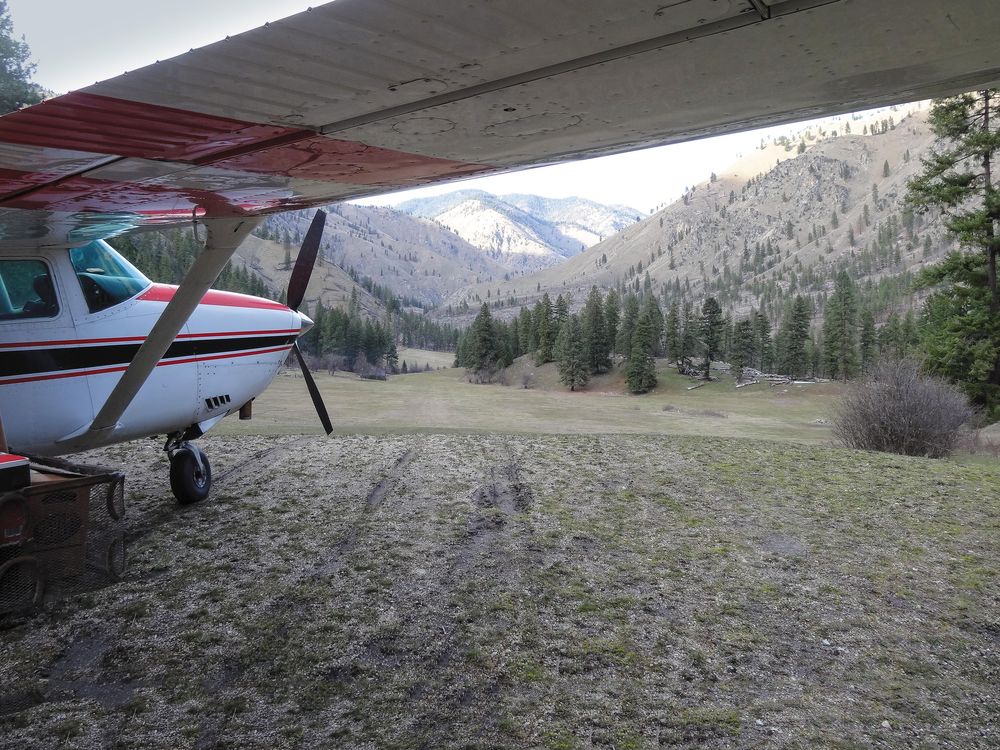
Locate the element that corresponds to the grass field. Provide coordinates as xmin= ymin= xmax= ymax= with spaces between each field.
xmin=397 ymin=347 xmax=456 ymax=371
xmin=218 ymin=358 xmax=843 ymax=445
xmin=2 ymin=355 xmax=998 ymax=749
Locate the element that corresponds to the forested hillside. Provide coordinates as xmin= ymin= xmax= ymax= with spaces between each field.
xmin=442 ymin=105 xmax=950 ymax=333
xmin=256 ymin=203 xmax=509 ymax=307
xmin=448 ymin=95 xmax=1000 ymax=418
xmin=110 ymin=227 xmax=462 ymax=378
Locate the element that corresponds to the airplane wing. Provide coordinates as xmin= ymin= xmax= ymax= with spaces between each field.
xmin=1 ymin=0 xmax=998 ymax=250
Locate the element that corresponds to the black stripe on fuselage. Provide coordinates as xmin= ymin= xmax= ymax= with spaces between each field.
xmin=0 ymin=335 xmax=296 ymax=378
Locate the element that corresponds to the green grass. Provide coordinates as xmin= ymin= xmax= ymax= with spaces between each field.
xmin=218 ymin=358 xmax=841 ymax=444
xmin=397 ymin=346 xmax=455 ymax=370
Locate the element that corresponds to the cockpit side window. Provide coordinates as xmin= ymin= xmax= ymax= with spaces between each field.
xmin=0 ymin=260 xmax=59 ymax=320
xmin=70 ymin=240 xmax=151 ymax=314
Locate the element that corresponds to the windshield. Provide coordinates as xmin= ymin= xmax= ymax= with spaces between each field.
xmin=69 ymin=240 xmax=151 ymax=314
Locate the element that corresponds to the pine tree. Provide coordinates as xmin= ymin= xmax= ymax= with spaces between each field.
xmin=680 ymin=301 xmax=698 ymax=369
xmin=604 ymin=290 xmax=621 ymax=361
xmin=642 ymin=295 xmax=664 ymax=357
xmin=616 ymin=293 xmax=640 ymax=360
xmin=906 ymin=90 xmax=1000 ymax=415
xmin=664 ymin=300 xmax=681 ymax=364
xmin=625 ymin=313 xmax=657 ymax=393
xmin=859 ymin=309 xmax=877 ymax=374
xmin=822 ymin=270 xmax=859 ymax=380
xmin=518 ymin=306 xmax=535 ymax=355
xmin=533 ymin=293 xmax=555 ymax=364
xmin=556 ymin=315 xmax=589 ymax=391
xmin=0 ymin=3 xmax=45 ymax=115
xmin=467 ymin=303 xmax=500 ymax=374
xmin=699 ymin=297 xmax=723 ymax=379
xmin=753 ymin=311 xmax=774 ymax=371
xmin=385 ymin=339 xmax=399 ymax=374
xmin=730 ymin=318 xmax=756 ymax=381
xmin=554 ymin=294 xmax=570 ymax=328
xmin=720 ymin=314 xmax=734 ymax=363
xmin=777 ymin=295 xmax=811 ymax=378
xmin=581 ymin=286 xmax=611 ymax=374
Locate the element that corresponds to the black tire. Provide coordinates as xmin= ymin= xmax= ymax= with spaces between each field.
xmin=169 ymin=446 xmax=211 ymax=505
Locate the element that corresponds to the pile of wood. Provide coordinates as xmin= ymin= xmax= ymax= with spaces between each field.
xmin=736 ymin=367 xmax=793 ymax=388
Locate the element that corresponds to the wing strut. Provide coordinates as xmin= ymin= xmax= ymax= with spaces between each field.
xmin=67 ymin=217 xmax=260 ymax=446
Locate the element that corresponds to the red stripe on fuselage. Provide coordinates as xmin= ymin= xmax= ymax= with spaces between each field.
xmin=138 ymin=283 xmax=290 ymax=310
xmin=0 ymin=329 xmax=300 ymax=350
xmin=0 ymin=344 xmax=293 ymax=385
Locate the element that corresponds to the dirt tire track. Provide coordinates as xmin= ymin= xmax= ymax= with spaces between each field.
xmin=364 ymin=446 xmax=418 ymax=509
xmin=213 ymin=435 xmax=315 ymax=485
xmin=192 ymin=437 xmax=422 ymax=747
xmin=406 ymin=440 xmax=540 ymax=748
xmin=312 ymin=442 xmax=421 ymax=579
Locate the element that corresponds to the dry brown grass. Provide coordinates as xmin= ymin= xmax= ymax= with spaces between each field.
xmin=2 ymin=433 xmax=998 ymax=748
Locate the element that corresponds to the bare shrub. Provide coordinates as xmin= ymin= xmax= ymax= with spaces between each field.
xmin=833 ymin=359 xmax=974 ymax=458
xmin=521 ymin=372 xmax=536 ymax=389
xmin=465 ymin=363 xmax=507 ymax=385
xmin=353 ymin=353 xmax=372 ymax=378
xmin=353 ymin=353 xmax=386 ymax=381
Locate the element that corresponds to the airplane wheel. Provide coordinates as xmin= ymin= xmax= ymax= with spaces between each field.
xmin=169 ymin=445 xmax=211 ymax=505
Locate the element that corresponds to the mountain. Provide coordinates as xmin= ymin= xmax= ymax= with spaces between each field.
xmin=230 ymin=234 xmax=386 ymax=318
xmin=503 ymin=194 xmax=643 ymax=246
xmin=438 ymin=104 xmax=954 ymax=325
xmin=396 ymin=190 xmax=642 ymax=271
xmin=255 ymin=203 xmax=509 ymax=308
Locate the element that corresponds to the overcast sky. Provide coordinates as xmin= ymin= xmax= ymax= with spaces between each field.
xmin=9 ymin=0 xmax=896 ymax=213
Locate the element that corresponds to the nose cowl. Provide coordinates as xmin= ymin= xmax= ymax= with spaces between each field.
xmin=296 ymin=310 xmax=314 ymax=336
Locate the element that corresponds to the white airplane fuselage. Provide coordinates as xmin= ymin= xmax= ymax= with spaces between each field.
xmin=0 ymin=240 xmax=304 ymax=456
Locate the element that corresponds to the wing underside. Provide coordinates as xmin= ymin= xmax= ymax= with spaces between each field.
xmin=0 ymin=0 xmax=998 ymax=248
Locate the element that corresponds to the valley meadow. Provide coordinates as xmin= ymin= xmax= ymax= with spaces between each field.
xmin=3 ymin=357 xmax=998 ymax=749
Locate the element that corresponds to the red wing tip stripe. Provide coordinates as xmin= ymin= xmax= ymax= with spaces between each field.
xmin=0 ymin=329 xmax=300 ymax=350
xmin=0 ymin=344 xmax=293 ymax=385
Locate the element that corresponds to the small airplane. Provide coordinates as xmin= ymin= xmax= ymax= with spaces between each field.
xmin=0 ymin=211 xmax=333 ymax=503
xmin=0 ymin=0 xmax=996 ymax=504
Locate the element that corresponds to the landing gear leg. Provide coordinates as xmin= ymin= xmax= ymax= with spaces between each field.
xmin=166 ymin=436 xmax=212 ymax=505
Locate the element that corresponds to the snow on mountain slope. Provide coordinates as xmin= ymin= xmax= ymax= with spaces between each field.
xmin=435 ymin=198 xmax=565 ymax=270
xmin=397 ymin=190 xmax=642 ymax=271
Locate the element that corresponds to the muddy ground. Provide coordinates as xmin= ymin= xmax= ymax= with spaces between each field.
xmin=1 ymin=433 xmax=998 ymax=749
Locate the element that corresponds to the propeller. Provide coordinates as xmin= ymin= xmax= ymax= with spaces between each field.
xmin=287 ymin=209 xmax=333 ymax=435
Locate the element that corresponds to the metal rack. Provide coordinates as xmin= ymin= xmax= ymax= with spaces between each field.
xmin=0 ymin=456 xmax=126 ymax=614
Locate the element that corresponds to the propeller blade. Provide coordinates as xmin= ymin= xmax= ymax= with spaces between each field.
xmin=287 ymin=209 xmax=327 ymax=312
xmin=292 ymin=342 xmax=333 ymax=435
